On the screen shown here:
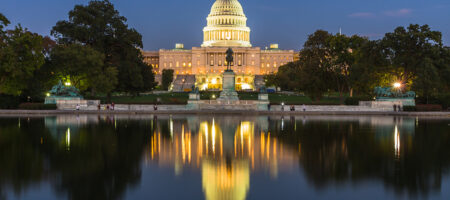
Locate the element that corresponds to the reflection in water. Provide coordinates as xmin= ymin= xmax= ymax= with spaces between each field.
xmin=394 ymin=125 xmax=400 ymax=159
xmin=146 ymin=117 xmax=298 ymax=200
xmin=0 ymin=115 xmax=449 ymax=200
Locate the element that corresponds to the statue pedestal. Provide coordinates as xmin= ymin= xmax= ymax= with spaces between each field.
xmin=218 ymin=71 xmax=239 ymax=101
xmin=45 ymin=96 xmax=83 ymax=104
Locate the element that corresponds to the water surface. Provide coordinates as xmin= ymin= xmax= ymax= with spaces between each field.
xmin=1 ymin=115 xmax=449 ymax=200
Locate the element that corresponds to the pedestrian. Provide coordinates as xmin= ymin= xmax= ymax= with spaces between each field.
xmin=76 ymin=104 xmax=80 ymax=111
xmin=154 ymin=104 xmax=158 ymax=111
xmin=106 ymin=104 xmax=110 ymax=110
xmin=302 ymin=104 xmax=306 ymax=112
xmin=268 ymin=104 xmax=271 ymax=111
xmin=97 ymin=104 xmax=101 ymax=111
xmin=290 ymin=105 xmax=295 ymax=111
xmin=111 ymin=102 xmax=115 ymax=110
xmin=281 ymin=102 xmax=285 ymax=111
xmin=393 ymin=104 xmax=397 ymax=112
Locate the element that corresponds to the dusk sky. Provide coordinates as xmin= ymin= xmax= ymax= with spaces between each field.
xmin=1 ymin=0 xmax=449 ymax=51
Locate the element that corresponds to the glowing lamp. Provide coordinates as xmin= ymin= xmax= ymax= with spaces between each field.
xmin=65 ymin=82 xmax=71 ymax=86
xmin=393 ymin=82 xmax=402 ymax=88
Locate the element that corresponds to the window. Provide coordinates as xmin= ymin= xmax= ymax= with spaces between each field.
xmin=188 ymin=63 xmax=191 ymax=67
xmin=183 ymin=62 xmax=186 ymax=67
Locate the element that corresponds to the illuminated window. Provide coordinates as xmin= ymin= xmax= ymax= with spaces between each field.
xmin=176 ymin=62 xmax=179 ymax=67
xmin=252 ymin=61 xmax=255 ymax=66
xmin=261 ymin=63 xmax=264 ymax=68
xmin=267 ymin=64 xmax=270 ymax=67
xmin=188 ymin=63 xmax=191 ymax=67
xmin=164 ymin=63 xmax=167 ymax=67
xmin=274 ymin=62 xmax=277 ymax=67
xmin=170 ymin=63 xmax=172 ymax=67
xmin=183 ymin=62 xmax=186 ymax=67
xmin=156 ymin=64 xmax=158 ymax=68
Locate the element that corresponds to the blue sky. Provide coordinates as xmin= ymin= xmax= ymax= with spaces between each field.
xmin=1 ymin=0 xmax=449 ymax=50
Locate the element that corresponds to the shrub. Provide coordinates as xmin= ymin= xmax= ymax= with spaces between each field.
xmin=415 ymin=104 xmax=443 ymax=112
xmin=18 ymin=103 xmax=57 ymax=110
xmin=0 ymin=95 xmax=20 ymax=109
xmin=345 ymin=96 xmax=372 ymax=105
xmin=402 ymin=106 xmax=417 ymax=111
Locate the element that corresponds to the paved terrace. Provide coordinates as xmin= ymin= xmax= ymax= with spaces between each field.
xmin=0 ymin=109 xmax=449 ymax=117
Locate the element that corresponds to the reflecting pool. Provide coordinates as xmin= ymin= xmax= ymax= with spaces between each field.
xmin=1 ymin=115 xmax=449 ymax=200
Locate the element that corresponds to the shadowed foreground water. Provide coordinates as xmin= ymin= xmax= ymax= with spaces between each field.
xmin=0 ymin=115 xmax=449 ymax=200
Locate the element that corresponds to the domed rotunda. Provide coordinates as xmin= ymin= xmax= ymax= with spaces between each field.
xmin=201 ymin=0 xmax=251 ymax=47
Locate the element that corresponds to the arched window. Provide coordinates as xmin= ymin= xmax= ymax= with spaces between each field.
xmin=237 ymin=78 xmax=242 ymax=83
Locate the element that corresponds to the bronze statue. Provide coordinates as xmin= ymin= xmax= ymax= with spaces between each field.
xmin=225 ymin=47 xmax=234 ymax=71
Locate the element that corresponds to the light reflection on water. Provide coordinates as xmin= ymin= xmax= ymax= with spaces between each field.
xmin=0 ymin=115 xmax=449 ymax=200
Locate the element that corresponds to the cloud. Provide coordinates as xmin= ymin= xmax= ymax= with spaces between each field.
xmin=348 ymin=12 xmax=375 ymax=18
xmin=383 ymin=8 xmax=413 ymax=17
xmin=348 ymin=8 xmax=413 ymax=19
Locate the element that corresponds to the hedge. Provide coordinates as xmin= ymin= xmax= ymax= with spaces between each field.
xmin=18 ymin=103 xmax=57 ymax=110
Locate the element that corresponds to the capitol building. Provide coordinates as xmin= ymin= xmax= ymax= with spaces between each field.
xmin=143 ymin=0 xmax=296 ymax=91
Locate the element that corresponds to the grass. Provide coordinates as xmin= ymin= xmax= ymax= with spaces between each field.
xmin=95 ymin=92 xmax=344 ymax=105
xmin=98 ymin=93 xmax=189 ymax=104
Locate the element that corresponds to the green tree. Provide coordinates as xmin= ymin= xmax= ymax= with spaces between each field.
xmin=0 ymin=23 xmax=45 ymax=96
xmin=21 ymin=36 xmax=59 ymax=102
xmin=50 ymin=44 xmax=105 ymax=92
xmin=161 ymin=69 xmax=174 ymax=91
xmin=298 ymin=30 xmax=333 ymax=101
xmin=265 ymin=62 xmax=301 ymax=91
xmin=327 ymin=34 xmax=368 ymax=99
xmin=380 ymin=24 xmax=442 ymax=88
xmin=51 ymin=0 xmax=154 ymax=96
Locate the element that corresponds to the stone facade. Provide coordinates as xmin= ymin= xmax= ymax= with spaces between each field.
xmin=141 ymin=0 xmax=297 ymax=91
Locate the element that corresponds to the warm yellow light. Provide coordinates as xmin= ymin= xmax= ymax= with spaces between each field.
xmin=211 ymin=78 xmax=217 ymax=84
xmin=241 ymin=83 xmax=252 ymax=90
xmin=65 ymin=82 xmax=71 ymax=86
xmin=393 ymin=82 xmax=402 ymax=88
xmin=212 ymin=94 xmax=216 ymax=99
xmin=46 ymin=93 xmax=50 ymax=97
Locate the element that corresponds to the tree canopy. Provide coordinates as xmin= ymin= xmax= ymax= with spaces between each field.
xmin=51 ymin=0 xmax=154 ymax=96
xmin=268 ymin=24 xmax=450 ymax=104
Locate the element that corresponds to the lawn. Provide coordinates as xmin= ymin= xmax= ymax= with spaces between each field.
xmin=96 ymin=92 xmax=343 ymax=105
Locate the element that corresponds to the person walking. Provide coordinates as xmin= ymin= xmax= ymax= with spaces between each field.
xmin=302 ymin=104 xmax=306 ymax=112
xmin=111 ymin=102 xmax=115 ymax=110
xmin=76 ymin=104 xmax=80 ymax=111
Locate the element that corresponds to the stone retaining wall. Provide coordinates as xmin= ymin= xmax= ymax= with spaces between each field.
xmin=57 ymin=102 xmax=394 ymax=112
xmin=269 ymin=105 xmax=393 ymax=112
